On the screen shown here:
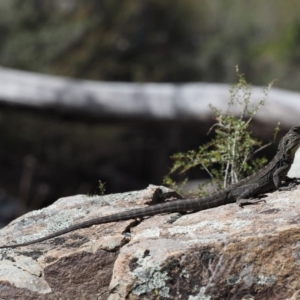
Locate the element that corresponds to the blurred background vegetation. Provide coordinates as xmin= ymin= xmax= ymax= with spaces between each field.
xmin=2 ymin=0 xmax=300 ymax=88
xmin=0 ymin=0 xmax=299 ymax=222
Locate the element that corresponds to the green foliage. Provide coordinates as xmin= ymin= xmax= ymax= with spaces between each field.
xmin=98 ymin=180 xmax=106 ymax=195
xmin=2 ymin=0 xmax=300 ymax=88
xmin=164 ymin=68 xmax=278 ymax=195
xmin=0 ymin=0 xmax=203 ymax=82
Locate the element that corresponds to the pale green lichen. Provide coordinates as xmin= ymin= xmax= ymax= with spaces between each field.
xmin=188 ymin=287 xmax=211 ymax=300
xmin=168 ymin=220 xmax=224 ymax=236
xmin=235 ymin=208 xmax=253 ymax=215
xmin=257 ymin=274 xmax=276 ymax=285
xmin=131 ymin=249 xmax=170 ymax=297
xmin=132 ymin=228 xmax=161 ymax=240
xmin=230 ymin=219 xmax=252 ymax=229
xmin=227 ymin=275 xmax=241 ymax=285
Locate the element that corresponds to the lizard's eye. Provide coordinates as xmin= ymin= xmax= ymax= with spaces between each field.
xmin=294 ymin=126 xmax=300 ymax=133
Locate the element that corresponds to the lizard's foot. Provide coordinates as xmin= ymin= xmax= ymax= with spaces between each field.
xmin=279 ymin=183 xmax=297 ymax=191
xmin=237 ymin=198 xmax=266 ymax=208
xmin=279 ymin=178 xmax=299 ymax=191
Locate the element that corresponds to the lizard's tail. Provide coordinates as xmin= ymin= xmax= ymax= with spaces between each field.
xmin=0 ymin=194 xmax=227 ymax=248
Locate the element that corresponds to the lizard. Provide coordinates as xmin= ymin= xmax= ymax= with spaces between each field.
xmin=1 ymin=125 xmax=300 ymax=248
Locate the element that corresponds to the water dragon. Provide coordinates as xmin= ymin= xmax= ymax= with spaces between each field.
xmin=1 ymin=126 xmax=300 ymax=248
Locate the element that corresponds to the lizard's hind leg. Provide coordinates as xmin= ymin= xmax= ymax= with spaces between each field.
xmin=236 ymin=198 xmax=266 ymax=208
xmin=230 ymin=183 xmax=265 ymax=207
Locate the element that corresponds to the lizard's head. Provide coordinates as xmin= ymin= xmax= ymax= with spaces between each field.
xmin=279 ymin=126 xmax=300 ymax=160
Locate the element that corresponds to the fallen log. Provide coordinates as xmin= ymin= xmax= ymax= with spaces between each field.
xmin=0 ymin=66 xmax=299 ymax=125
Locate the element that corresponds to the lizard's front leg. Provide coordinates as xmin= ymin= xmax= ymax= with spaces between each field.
xmin=272 ymin=164 xmax=298 ymax=191
xmin=229 ymin=183 xmax=263 ymax=207
xmin=272 ymin=164 xmax=290 ymax=189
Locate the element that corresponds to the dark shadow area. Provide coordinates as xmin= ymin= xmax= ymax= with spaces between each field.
xmin=0 ymin=107 xmax=214 ymax=221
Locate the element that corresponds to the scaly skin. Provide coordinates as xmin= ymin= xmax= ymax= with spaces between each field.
xmin=1 ymin=126 xmax=300 ymax=248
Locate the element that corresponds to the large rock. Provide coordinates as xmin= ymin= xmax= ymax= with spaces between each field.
xmin=0 ymin=184 xmax=300 ymax=299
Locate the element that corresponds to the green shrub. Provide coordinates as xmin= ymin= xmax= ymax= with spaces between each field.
xmin=164 ymin=67 xmax=278 ymax=195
